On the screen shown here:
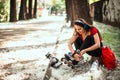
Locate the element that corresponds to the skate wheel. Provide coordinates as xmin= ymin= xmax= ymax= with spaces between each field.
xmin=61 ymin=58 xmax=66 ymax=61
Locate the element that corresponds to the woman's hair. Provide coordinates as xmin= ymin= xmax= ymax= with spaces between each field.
xmin=74 ymin=18 xmax=91 ymax=32
xmin=74 ymin=18 xmax=102 ymax=39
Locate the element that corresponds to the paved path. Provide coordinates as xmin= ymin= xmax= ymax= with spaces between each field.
xmin=0 ymin=16 xmax=73 ymax=80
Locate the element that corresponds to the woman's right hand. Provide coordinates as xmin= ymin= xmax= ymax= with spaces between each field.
xmin=73 ymin=53 xmax=80 ymax=61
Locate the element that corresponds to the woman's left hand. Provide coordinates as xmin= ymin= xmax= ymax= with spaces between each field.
xmin=79 ymin=49 xmax=86 ymax=57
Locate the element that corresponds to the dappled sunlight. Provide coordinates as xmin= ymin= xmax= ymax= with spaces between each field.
xmin=0 ymin=16 xmax=119 ymax=80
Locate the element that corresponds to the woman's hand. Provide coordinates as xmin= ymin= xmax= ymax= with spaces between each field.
xmin=73 ymin=53 xmax=80 ymax=61
xmin=73 ymin=49 xmax=85 ymax=61
xmin=79 ymin=49 xmax=86 ymax=57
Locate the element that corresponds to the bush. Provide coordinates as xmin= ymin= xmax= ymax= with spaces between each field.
xmin=0 ymin=0 xmax=9 ymax=22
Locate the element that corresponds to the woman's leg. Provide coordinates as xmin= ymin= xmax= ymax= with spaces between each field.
xmin=73 ymin=35 xmax=94 ymax=63
xmin=73 ymin=37 xmax=83 ymax=64
xmin=73 ymin=36 xmax=97 ymax=62
xmin=79 ymin=35 xmax=102 ymax=57
xmin=74 ymin=37 xmax=83 ymax=50
xmin=73 ymin=36 xmax=102 ymax=64
xmin=79 ymin=35 xmax=103 ymax=66
xmin=79 ymin=35 xmax=94 ymax=50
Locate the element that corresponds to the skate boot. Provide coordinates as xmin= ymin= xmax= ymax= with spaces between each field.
xmin=64 ymin=52 xmax=74 ymax=61
xmin=61 ymin=58 xmax=75 ymax=69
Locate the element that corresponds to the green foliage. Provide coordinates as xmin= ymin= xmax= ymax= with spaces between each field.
xmin=0 ymin=0 xmax=9 ymax=22
xmin=94 ymin=21 xmax=120 ymax=59
xmin=51 ymin=0 xmax=65 ymax=14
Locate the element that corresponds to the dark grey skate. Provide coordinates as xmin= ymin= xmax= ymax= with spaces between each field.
xmin=61 ymin=57 xmax=75 ymax=69
xmin=61 ymin=53 xmax=85 ymax=69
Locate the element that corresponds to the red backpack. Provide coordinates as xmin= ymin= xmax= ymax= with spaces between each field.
xmin=102 ymin=46 xmax=117 ymax=70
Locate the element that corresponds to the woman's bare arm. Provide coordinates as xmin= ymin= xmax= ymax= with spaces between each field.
xmin=68 ymin=32 xmax=78 ymax=54
xmin=80 ymin=33 xmax=101 ymax=56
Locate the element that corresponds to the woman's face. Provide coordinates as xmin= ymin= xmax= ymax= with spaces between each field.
xmin=74 ymin=25 xmax=85 ymax=35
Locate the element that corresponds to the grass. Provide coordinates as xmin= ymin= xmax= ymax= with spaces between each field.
xmin=94 ymin=21 xmax=120 ymax=60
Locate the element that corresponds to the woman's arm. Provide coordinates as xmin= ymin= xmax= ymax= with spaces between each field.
xmin=68 ymin=33 xmax=78 ymax=54
xmin=80 ymin=33 xmax=101 ymax=55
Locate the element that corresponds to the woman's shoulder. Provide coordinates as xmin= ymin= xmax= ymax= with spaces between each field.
xmin=90 ymin=26 xmax=98 ymax=35
xmin=90 ymin=26 xmax=98 ymax=31
xmin=91 ymin=26 xmax=97 ymax=29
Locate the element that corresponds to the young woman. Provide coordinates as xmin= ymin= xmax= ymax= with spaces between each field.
xmin=68 ymin=18 xmax=103 ymax=65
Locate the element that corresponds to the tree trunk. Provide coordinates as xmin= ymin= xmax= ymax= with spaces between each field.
xmin=19 ymin=0 xmax=27 ymax=20
xmin=94 ymin=1 xmax=103 ymax=22
xmin=9 ymin=0 xmax=17 ymax=22
xmin=65 ymin=0 xmax=92 ymax=27
xmin=102 ymin=0 xmax=120 ymax=28
xmin=77 ymin=0 xmax=92 ymax=25
xmin=65 ymin=0 xmax=70 ymax=22
xmin=28 ymin=0 xmax=33 ymax=19
xmin=70 ymin=0 xmax=79 ymax=27
xmin=33 ymin=0 xmax=37 ymax=18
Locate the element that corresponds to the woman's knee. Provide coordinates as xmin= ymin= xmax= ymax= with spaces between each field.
xmin=84 ymin=35 xmax=94 ymax=44
xmin=86 ymin=35 xmax=94 ymax=40
xmin=74 ymin=37 xmax=82 ymax=49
